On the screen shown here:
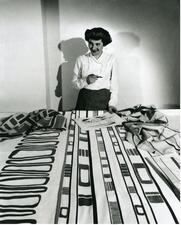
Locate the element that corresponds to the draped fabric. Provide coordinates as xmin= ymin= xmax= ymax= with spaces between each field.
xmin=117 ymin=104 xmax=169 ymax=124
xmin=0 ymin=109 xmax=67 ymax=142
xmin=0 ymin=110 xmax=180 ymax=224
xmin=117 ymin=105 xmax=179 ymax=159
xmin=124 ymin=122 xmax=180 ymax=155
xmin=117 ymin=105 xmax=180 ymax=201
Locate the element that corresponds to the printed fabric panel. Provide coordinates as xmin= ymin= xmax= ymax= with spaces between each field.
xmin=0 ymin=111 xmax=180 ymax=223
xmin=56 ymin=111 xmax=180 ymax=224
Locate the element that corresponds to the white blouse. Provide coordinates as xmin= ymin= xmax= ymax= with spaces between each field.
xmin=72 ymin=51 xmax=118 ymax=107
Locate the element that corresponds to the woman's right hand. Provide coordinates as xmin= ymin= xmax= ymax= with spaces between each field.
xmin=86 ymin=74 xmax=98 ymax=84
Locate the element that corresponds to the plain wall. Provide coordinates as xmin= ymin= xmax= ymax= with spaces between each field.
xmin=0 ymin=0 xmax=47 ymax=112
xmin=0 ymin=0 xmax=180 ymax=113
xmin=59 ymin=0 xmax=180 ymax=110
xmin=41 ymin=0 xmax=62 ymax=110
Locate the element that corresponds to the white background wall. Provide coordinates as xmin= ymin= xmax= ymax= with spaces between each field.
xmin=59 ymin=0 xmax=180 ymax=110
xmin=0 ymin=0 xmax=47 ymax=112
xmin=0 ymin=0 xmax=180 ymax=113
xmin=41 ymin=0 xmax=61 ymax=110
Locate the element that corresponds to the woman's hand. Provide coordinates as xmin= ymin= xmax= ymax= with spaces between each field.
xmin=86 ymin=74 xmax=99 ymax=84
xmin=108 ymin=106 xmax=117 ymax=114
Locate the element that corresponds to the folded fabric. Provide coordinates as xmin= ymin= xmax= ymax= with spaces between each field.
xmin=124 ymin=121 xmax=180 ymax=155
xmin=118 ymin=104 xmax=168 ymax=124
xmin=118 ymin=105 xmax=180 ymax=198
xmin=0 ymin=109 xmax=67 ymax=141
xmin=118 ymin=104 xmax=180 ymax=155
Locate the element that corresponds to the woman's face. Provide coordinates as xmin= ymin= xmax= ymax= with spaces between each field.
xmin=88 ymin=39 xmax=104 ymax=57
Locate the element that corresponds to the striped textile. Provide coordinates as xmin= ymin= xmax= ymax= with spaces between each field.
xmin=124 ymin=121 xmax=180 ymax=200
xmin=120 ymin=106 xmax=180 ymax=202
xmin=0 ymin=128 xmax=66 ymax=224
xmin=0 ymin=111 xmax=180 ymax=223
xmin=56 ymin=111 xmax=180 ymax=224
xmin=0 ymin=109 xmax=67 ymax=141
xmin=124 ymin=122 xmax=180 ymax=155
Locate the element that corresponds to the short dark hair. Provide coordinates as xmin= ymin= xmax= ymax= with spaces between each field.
xmin=85 ymin=27 xmax=112 ymax=46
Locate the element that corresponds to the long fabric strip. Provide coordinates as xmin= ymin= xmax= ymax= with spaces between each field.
xmin=117 ymin=105 xmax=180 ymax=204
xmin=55 ymin=110 xmax=180 ymax=224
xmin=0 ymin=110 xmax=179 ymax=223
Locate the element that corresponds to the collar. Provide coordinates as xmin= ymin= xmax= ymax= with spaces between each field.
xmin=89 ymin=51 xmax=106 ymax=63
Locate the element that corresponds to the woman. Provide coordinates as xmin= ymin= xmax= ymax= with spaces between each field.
xmin=72 ymin=27 xmax=118 ymax=112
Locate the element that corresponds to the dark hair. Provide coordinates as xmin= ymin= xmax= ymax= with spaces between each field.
xmin=85 ymin=27 xmax=112 ymax=46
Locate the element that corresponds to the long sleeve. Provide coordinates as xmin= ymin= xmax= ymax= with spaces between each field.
xmin=72 ymin=52 xmax=119 ymax=107
xmin=72 ymin=56 xmax=88 ymax=89
xmin=108 ymin=58 xmax=118 ymax=107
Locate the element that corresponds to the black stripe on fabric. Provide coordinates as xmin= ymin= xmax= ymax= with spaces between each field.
xmin=109 ymin=202 xmax=122 ymax=224
xmin=145 ymin=192 xmax=164 ymax=204
xmin=146 ymin=194 xmax=164 ymax=203
xmin=25 ymin=130 xmax=60 ymax=137
xmin=0 ymin=219 xmax=36 ymax=224
xmin=75 ymin=123 xmax=81 ymax=224
xmin=64 ymin=114 xmax=75 ymax=223
xmin=49 ymin=116 xmax=56 ymax=128
xmin=9 ymin=118 xmax=18 ymax=125
xmin=114 ymin=127 xmax=154 ymax=223
xmin=160 ymin=158 xmax=179 ymax=181
xmin=75 ymin=112 xmax=81 ymax=224
xmin=87 ymin=132 xmax=98 ymax=224
xmin=97 ymin=129 xmax=124 ymax=224
xmin=78 ymin=195 xmax=93 ymax=206
xmin=128 ymin=186 xmax=136 ymax=193
xmin=171 ymin=157 xmax=180 ymax=169
xmin=16 ymin=114 xmax=26 ymax=120
xmin=95 ymin=130 xmax=111 ymax=222
xmin=0 ymin=208 xmax=35 ymax=213
xmin=130 ymin=133 xmax=164 ymax=222
xmin=109 ymin=128 xmax=146 ymax=223
xmin=165 ymin=138 xmax=180 ymax=151
xmin=133 ymin=130 xmax=180 ymax=219
xmin=54 ymin=112 xmax=74 ymax=224
xmin=145 ymin=157 xmax=180 ymax=201
xmin=133 ymin=147 xmax=179 ymax=224
xmin=6 ymin=156 xmax=54 ymax=164
xmin=103 ymin=174 xmax=111 ymax=178
xmin=4 ymin=124 xmax=11 ymax=130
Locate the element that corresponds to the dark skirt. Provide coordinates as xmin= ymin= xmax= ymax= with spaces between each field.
xmin=75 ymin=88 xmax=111 ymax=110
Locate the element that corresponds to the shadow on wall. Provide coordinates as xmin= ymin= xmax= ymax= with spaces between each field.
xmin=55 ymin=38 xmax=88 ymax=111
xmin=113 ymin=32 xmax=143 ymax=109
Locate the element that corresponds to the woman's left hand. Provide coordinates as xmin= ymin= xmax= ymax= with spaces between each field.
xmin=108 ymin=106 xmax=117 ymax=113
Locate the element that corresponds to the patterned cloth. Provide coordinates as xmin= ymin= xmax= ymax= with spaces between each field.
xmin=0 ymin=111 xmax=180 ymax=223
xmin=117 ymin=105 xmax=180 ymax=201
xmin=117 ymin=105 xmax=180 ymax=155
xmin=0 ymin=109 xmax=67 ymax=141
xmin=118 ymin=104 xmax=168 ymax=124
xmin=56 ymin=111 xmax=180 ymax=223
